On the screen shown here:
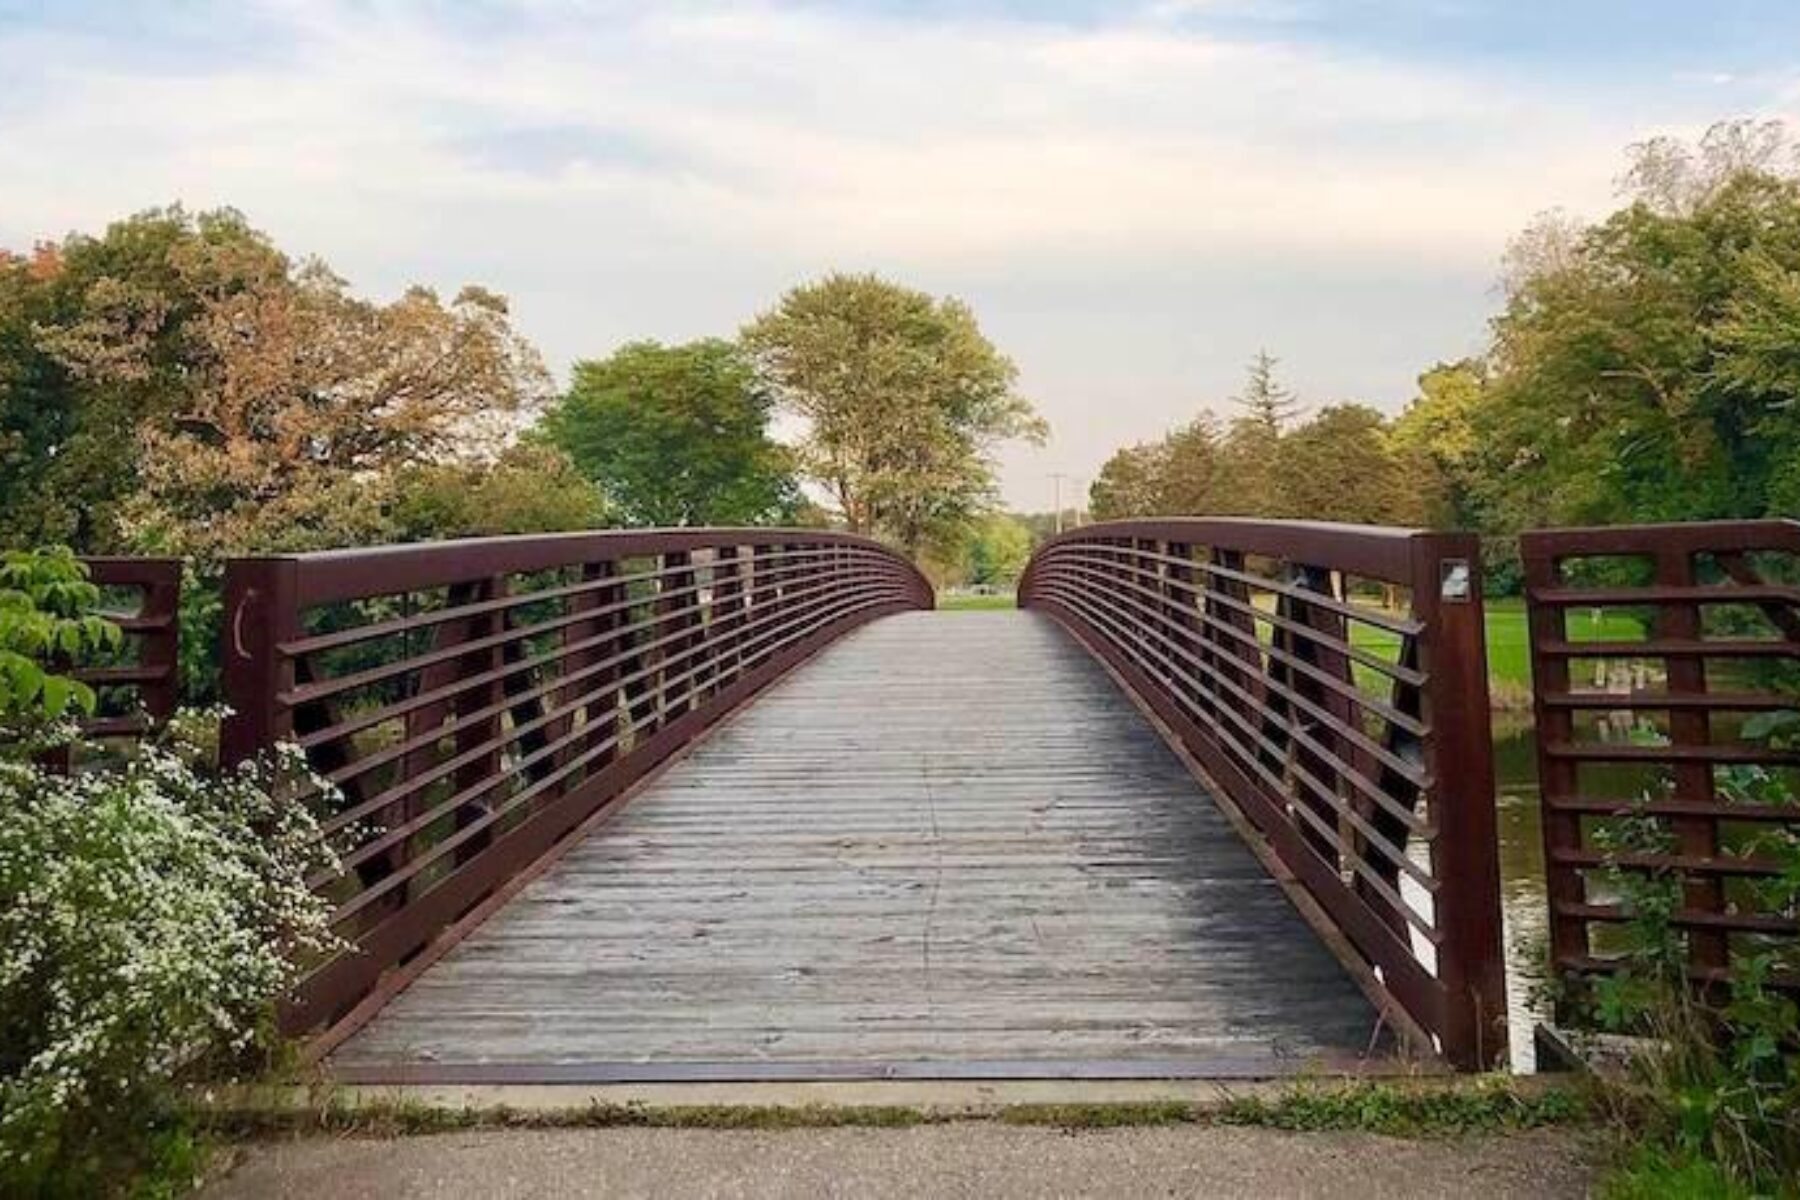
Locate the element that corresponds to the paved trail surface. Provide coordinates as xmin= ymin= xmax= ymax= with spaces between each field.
xmin=204 ymin=1125 xmax=1593 ymax=1199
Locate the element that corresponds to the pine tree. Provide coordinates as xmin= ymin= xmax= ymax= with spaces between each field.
xmin=1231 ymin=350 xmax=1301 ymax=437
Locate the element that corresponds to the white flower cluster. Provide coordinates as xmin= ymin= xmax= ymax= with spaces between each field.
xmin=0 ymin=715 xmax=344 ymax=1187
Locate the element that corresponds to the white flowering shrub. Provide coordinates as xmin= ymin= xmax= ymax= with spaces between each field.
xmin=0 ymin=717 xmax=342 ymax=1194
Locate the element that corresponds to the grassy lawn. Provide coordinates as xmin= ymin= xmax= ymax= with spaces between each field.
xmin=937 ymin=588 xmax=1642 ymax=699
xmin=1454 ymin=597 xmax=1641 ymax=687
xmin=938 ymin=592 xmax=1017 ymax=611
xmin=1349 ymin=596 xmax=1643 ymax=700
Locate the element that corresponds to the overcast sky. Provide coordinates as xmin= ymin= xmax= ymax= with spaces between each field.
xmin=6 ymin=1 xmax=1800 ymax=510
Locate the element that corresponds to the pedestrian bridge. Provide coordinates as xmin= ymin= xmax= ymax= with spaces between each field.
xmin=203 ymin=521 xmax=1508 ymax=1077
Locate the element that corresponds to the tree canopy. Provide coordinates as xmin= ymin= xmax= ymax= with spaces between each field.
xmin=1088 ymin=355 xmax=1430 ymax=527
xmin=1469 ymin=122 xmax=1800 ymax=536
xmin=741 ymin=273 xmax=1046 ymax=554
xmin=541 ymin=339 xmax=797 ymax=528
xmin=1085 ymin=121 xmax=1800 ymax=575
xmin=1 ymin=206 xmax=557 ymax=560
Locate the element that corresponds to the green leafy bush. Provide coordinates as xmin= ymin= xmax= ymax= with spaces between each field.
xmin=1573 ymin=714 xmax=1800 ymax=1196
xmin=0 ymin=547 xmax=120 ymax=740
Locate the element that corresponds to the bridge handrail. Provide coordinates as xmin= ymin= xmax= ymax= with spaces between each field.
xmin=219 ymin=528 xmax=932 ymax=1035
xmin=58 ymin=557 xmax=182 ymax=757
xmin=1521 ymin=518 xmax=1800 ymax=1004
xmin=1019 ymin=517 xmax=1506 ymax=1070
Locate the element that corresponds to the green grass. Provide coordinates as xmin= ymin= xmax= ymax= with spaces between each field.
xmin=1215 ymin=1079 xmax=1587 ymax=1137
xmin=1341 ymin=596 xmax=1643 ymax=707
xmin=940 ymin=585 xmax=1642 ymax=706
xmin=938 ymin=592 xmax=1017 ymax=611
xmin=1480 ymin=598 xmax=1641 ymax=686
xmin=214 ymin=1080 xmax=1586 ymax=1140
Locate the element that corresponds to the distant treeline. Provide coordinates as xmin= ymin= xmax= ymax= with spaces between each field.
xmin=1086 ymin=120 xmax=1800 ymax=587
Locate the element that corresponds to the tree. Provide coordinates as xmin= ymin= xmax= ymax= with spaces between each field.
xmin=959 ymin=513 xmax=1033 ymax=587
xmin=1 ymin=206 xmax=554 ymax=560
xmin=98 ymin=250 xmax=549 ymax=559
xmin=540 ymin=339 xmax=797 ymax=528
xmin=740 ymin=273 xmax=1046 ymax=555
xmin=1089 ymin=441 xmax=1169 ymax=520
xmin=0 ymin=208 xmax=285 ymax=550
xmin=1218 ymin=351 xmax=1301 ymax=517
xmin=1232 ymin=349 xmax=1301 ymax=436
xmin=1280 ymin=404 xmax=1424 ymax=526
xmin=1159 ymin=414 xmax=1228 ymax=515
xmin=1086 ymin=378 xmax=1428 ymax=528
xmin=391 ymin=443 xmax=608 ymax=540
xmin=1471 ymin=121 xmax=1800 ymax=535
xmin=1391 ymin=361 xmax=1486 ymax=528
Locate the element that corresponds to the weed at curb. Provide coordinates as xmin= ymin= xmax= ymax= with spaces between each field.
xmin=210 ymin=1079 xmax=1588 ymax=1141
xmin=1216 ymin=1081 xmax=1589 ymax=1137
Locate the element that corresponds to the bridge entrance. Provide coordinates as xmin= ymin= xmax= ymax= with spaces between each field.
xmin=83 ymin=518 xmax=1800 ymax=1084
xmin=89 ymin=521 xmax=1510 ymax=1077
xmin=327 ymin=611 xmax=1390 ymax=1082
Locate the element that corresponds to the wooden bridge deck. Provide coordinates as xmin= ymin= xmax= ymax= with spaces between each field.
xmin=329 ymin=610 xmax=1388 ymax=1081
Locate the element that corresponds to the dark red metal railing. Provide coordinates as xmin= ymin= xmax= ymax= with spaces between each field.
xmin=1522 ymin=520 xmax=1800 ymax=999
xmin=219 ymin=529 xmax=932 ymax=1033
xmin=73 ymin=557 xmax=182 ymax=744
xmin=1019 ymin=519 xmax=1506 ymax=1070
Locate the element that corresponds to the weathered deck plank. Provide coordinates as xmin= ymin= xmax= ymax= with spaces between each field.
xmin=329 ymin=610 xmax=1386 ymax=1076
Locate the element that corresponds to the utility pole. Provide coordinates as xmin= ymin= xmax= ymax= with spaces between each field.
xmin=1049 ymin=473 xmax=1079 ymax=534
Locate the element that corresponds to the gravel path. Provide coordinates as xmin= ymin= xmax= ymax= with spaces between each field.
xmin=203 ymin=1125 xmax=1594 ymax=1199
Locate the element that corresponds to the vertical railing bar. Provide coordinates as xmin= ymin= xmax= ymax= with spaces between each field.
xmin=1522 ymin=538 xmax=1588 ymax=976
xmin=1656 ymin=545 xmax=1729 ymax=973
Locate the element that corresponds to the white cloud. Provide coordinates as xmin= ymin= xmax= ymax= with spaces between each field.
xmin=2 ymin=0 xmax=1792 ymax=507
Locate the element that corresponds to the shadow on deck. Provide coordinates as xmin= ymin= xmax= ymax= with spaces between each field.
xmin=328 ymin=610 xmax=1392 ymax=1082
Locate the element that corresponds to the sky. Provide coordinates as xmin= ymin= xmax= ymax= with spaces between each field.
xmin=5 ymin=1 xmax=1800 ymax=511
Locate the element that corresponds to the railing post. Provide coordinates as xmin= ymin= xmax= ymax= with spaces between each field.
xmin=1521 ymin=537 xmax=1589 ymax=974
xmin=220 ymin=557 xmax=300 ymax=768
xmin=137 ymin=563 xmax=182 ymax=726
xmin=1410 ymin=532 xmax=1507 ymax=1069
xmin=1653 ymin=543 xmax=1729 ymax=973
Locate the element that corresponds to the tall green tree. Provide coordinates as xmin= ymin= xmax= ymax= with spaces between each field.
xmin=1391 ymin=360 xmax=1486 ymax=528
xmin=1089 ymin=440 xmax=1170 ymax=520
xmin=1472 ymin=121 xmax=1800 ymax=534
xmin=541 ymin=339 xmax=797 ymax=528
xmin=1218 ymin=351 xmax=1301 ymax=517
xmin=959 ymin=513 xmax=1033 ymax=587
xmin=1160 ymin=414 xmax=1229 ymax=515
xmin=1231 ymin=349 xmax=1301 ymax=436
xmin=1281 ymin=404 xmax=1425 ymax=526
xmin=740 ymin=273 xmax=1046 ymax=555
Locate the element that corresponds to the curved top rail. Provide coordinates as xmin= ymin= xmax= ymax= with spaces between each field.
xmin=236 ymin=527 xmax=932 ymax=609
xmin=1027 ymin=517 xmax=1449 ymax=586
